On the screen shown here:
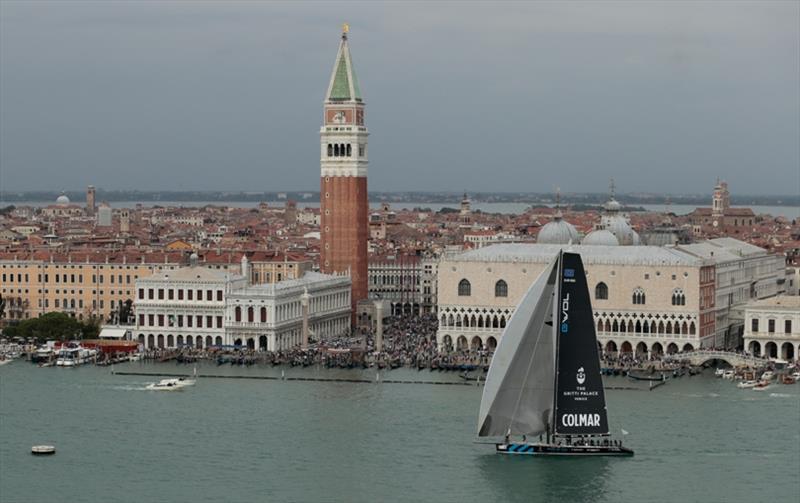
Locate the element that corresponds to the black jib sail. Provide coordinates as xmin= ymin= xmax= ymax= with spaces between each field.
xmin=553 ymin=251 xmax=609 ymax=436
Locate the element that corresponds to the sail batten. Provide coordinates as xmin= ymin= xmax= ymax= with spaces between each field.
xmin=477 ymin=256 xmax=558 ymax=438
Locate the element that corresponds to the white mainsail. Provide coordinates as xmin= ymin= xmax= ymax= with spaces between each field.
xmin=477 ymin=255 xmax=559 ymax=438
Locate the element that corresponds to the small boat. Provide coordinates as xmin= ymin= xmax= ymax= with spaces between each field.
xmin=477 ymin=251 xmax=633 ymax=457
xmin=146 ymin=378 xmax=196 ymax=391
xmin=760 ymin=371 xmax=774 ymax=381
xmin=722 ymin=370 xmax=735 ymax=380
xmin=55 ymin=344 xmax=97 ymax=367
xmin=31 ymin=445 xmax=56 ymax=456
xmin=781 ymin=375 xmax=796 ymax=385
xmin=752 ymin=381 xmax=771 ymax=391
xmin=792 ymin=371 xmax=800 ymax=380
xmin=714 ymin=368 xmax=725 ymax=377
xmin=128 ymin=352 xmax=143 ymax=362
xmin=737 ymin=380 xmax=758 ymax=389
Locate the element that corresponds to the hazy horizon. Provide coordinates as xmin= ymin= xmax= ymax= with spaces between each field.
xmin=1 ymin=1 xmax=798 ymax=195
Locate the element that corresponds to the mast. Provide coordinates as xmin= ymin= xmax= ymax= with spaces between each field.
xmin=549 ymin=250 xmax=563 ymax=438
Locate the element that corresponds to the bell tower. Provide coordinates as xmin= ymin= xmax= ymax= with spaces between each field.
xmin=320 ymin=24 xmax=369 ymax=320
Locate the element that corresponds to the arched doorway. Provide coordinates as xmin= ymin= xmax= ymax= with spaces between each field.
xmin=177 ymin=335 xmax=184 ymax=346
xmin=441 ymin=335 xmax=453 ymax=350
xmin=781 ymin=342 xmax=794 ymax=361
xmin=456 ymin=336 xmax=468 ymax=351
xmin=146 ymin=334 xmax=154 ymax=348
xmin=682 ymin=343 xmax=694 ymax=352
xmin=186 ymin=335 xmax=193 ymax=347
xmin=486 ymin=336 xmax=497 ymax=351
xmin=667 ymin=343 xmax=678 ymax=354
xmin=215 ymin=336 xmax=223 ymax=346
xmin=651 ymin=342 xmax=663 ymax=356
xmin=167 ymin=334 xmax=174 ymax=347
xmin=635 ymin=342 xmax=648 ymax=356
xmin=620 ymin=341 xmax=632 ymax=354
xmin=196 ymin=337 xmax=203 ymax=349
xmin=748 ymin=340 xmax=761 ymax=356
xmin=605 ymin=340 xmax=618 ymax=353
xmin=234 ymin=338 xmax=243 ymax=347
xmin=259 ymin=336 xmax=268 ymax=350
xmin=765 ymin=341 xmax=778 ymax=358
xmin=205 ymin=336 xmax=212 ymax=348
xmin=247 ymin=338 xmax=255 ymax=350
xmin=138 ymin=334 xmax=145 ymax=345
xmin=471 ymin=336 xmax=483 ymax=351
xmin=157 ymin=334 xmax=164 ymax=348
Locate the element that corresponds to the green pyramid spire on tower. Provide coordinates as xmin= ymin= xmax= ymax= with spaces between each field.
xmin=326 ymin=27 xmax=362 ymax=102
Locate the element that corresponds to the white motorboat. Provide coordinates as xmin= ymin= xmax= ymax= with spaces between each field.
xmin=737 ymin=380 xmax=758 ymax=389
xmin=752 ymin=381 xmax=771 ymax=391
xmin=760 ymin=371 xmax=774 ymax=381
xmin=55 ymin=345 xmax=98 ymax=367
xmin=722 ymin=370 xmax=735 ymax=380
xmin=146 ymin=378 xmax=196 ymax=391
xmin=714 ymin=368 xmax=725 ymax=377
xmin=128 ymin=352 xmax=143 ymax=362
xmin=791 ymin=371 xmax=800 ymax=380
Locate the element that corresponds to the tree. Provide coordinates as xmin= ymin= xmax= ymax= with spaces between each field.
xmin=9 ymin=312 xmax=99 ymax=342
xmin=0 ymin=294 xmax=5 ymax=321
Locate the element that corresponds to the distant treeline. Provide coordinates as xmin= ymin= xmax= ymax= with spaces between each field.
xmin=1 ymin=190 xmax=797 ymax=207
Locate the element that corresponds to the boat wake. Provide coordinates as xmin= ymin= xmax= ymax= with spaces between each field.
xmin=768 ymin=393 xmax=794 ymax=398
xmin=112 ymin=385 xmax=152 ymax=391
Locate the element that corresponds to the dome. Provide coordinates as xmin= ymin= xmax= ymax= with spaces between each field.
xmin=56 ymin=194 xmax=70 ymax=205
xmin=603 ymin=198 xmax=622 ymax=212
xmin=538 ymin=218 xmax=579 ymax=245
xmin=602 ymin=215 xmax=636 ymax=245
xmin=582 ymin=229 xmax=619 ymax=246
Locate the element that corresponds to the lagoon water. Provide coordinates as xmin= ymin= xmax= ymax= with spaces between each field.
xmin=1 ymin=362 xmax=798 ymax=503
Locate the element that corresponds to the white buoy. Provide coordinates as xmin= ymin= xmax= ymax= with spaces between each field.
xmin=31 ymin=445 xmax=55 ymax=455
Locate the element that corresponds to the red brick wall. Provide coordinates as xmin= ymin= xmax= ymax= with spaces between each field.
xmin=320 ymin=175 xmax=368 ymax=318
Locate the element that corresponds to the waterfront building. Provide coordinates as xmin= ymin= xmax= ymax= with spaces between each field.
xmin=226 ymin=272 xmax=351 ymax=351
xmin=743 ymin=295 xmax=799 ymax=361
xmin=134 ymin=255 xmax=241 ymax=349
xmin=133 ymin=256 xmax=350 ymax=350
xmin=319 ymin=26 xmax=369 ymax=318
xmin=675 ymin=238 xmax=786 ymax=348
xmin=436 ymin=238 xmax=784 ymax=354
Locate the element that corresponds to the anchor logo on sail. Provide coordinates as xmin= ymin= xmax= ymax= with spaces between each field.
xmin=576 ymin=367 xmax=586 ymax=384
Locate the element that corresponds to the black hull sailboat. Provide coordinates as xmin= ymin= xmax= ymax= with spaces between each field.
xmin=477 ymin=251 xmax=633 ymax=457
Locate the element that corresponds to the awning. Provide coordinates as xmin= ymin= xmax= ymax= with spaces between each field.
xmin=99 ymin=328 xmax=129 ymax=339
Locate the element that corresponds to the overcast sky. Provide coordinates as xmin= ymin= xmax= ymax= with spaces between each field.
xmin=1 ymin=1 xmax=798 ymax=195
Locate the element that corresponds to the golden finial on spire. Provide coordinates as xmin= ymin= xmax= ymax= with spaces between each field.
xmin=342 ymin=23 xmax=350 ymax=34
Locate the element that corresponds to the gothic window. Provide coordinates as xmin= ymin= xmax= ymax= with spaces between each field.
xmin=595 ymin=282 xmax=608 ymax=300
xmin=333 ymin=144 xmax=339 ymax=157
xmin=495 ymin=280 xmax=508 ymax=297
xmin=327 ymin=144 xmax=333 ymax=157
xmin=346 ymin=144 xmax=352 ymax=157
xmin=458 ymin=279 xmax=471 ymax=296
xmin=632 ymin=287 xmax=646 ymax=305
xmin=671 ymin=288 xmax=685 ymax=306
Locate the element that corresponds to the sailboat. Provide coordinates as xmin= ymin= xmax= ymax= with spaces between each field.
xmin=477 ymin=250 xmax=633 ymax=456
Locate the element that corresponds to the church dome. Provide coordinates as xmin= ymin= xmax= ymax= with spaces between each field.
xmin=56 ymin=194 xmax=70 ymax=205
xmin=603 ymin=198 xmax=622 ymax=212
xmin=582 ymin=229 xmax=619 ymax=246
xmin=538 ymin=216 xmax=579 ymax=245
xmin=602 ymin=214 xmax=636 ymax=245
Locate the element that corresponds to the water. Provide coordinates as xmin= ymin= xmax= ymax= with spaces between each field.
xmin=1 ymin=362 xmax=798 ymax=503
